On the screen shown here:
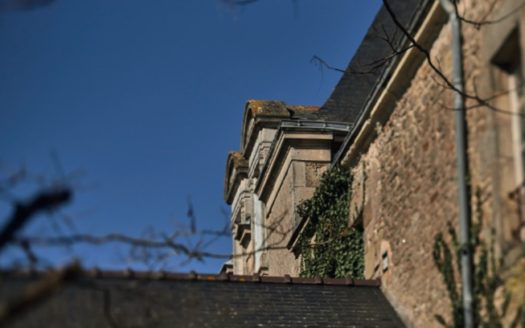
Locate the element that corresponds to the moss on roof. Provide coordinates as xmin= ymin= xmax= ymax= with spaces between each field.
xmin=245 ymin=100 xmax=321 ymax=120
xmin=245 ymin=100 xmax=290 ymax=119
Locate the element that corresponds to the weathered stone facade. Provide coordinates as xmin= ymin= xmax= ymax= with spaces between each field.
xmin=224 ymin=100 xmax=349 ymax=275
xmin=224 ymin=0 xmax=525 ymax=327
xmin=338 ymin=0 xmax=525 ymax=326
xmin=257 ymin=133 xmax=337 ymax=276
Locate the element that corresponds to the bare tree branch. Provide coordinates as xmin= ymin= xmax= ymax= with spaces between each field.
xmin=0 ymin=0 xmax=55 ymax=12
xmin=0 ymin=188 xmax=72 ymax=253
xmin=382 ymin=0 xmax=523 ymax=117
xmin=310 ymin=56 xmax=346 ymax=74
xmin=456 ymin=0 xmax=525 ymax=30
xmin=221 ymin=0 xmax=258 ymax=5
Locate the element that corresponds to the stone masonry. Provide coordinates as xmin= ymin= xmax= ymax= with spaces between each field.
xmin=224 ymin=1 xmax=525 ymax=327
xmin=341 ymin=0 xmax=525 ymax=326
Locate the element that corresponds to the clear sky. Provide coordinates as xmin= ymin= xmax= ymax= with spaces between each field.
xmin=0 ymin=0 xmax=382 ymax=273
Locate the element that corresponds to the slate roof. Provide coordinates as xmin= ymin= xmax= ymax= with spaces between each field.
xmin=319 ymin=0 xmax=433 ymax=123
xmin=2 ymin=270 xmax=406 ymax=328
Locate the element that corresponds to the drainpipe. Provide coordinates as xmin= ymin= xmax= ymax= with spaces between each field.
xmin=438 ymin=1 xmax=474 ymax=327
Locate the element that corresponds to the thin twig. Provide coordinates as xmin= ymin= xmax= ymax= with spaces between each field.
xmin=382 ymin=0 xmax=518 ymax=116
xmin=457 ymin=1 xmax=525 ymax=30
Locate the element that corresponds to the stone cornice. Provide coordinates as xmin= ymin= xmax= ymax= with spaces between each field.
xmin=255 ymin=123 xmax=350 ymax=205
xmin=224 ymin=151 xmax=248 ymax=204
xmin=240 ymin=100 xmax=321 ymax=160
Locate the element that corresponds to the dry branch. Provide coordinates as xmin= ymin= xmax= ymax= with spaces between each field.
xmin=0 ymin=188 xmax=72 ymax=253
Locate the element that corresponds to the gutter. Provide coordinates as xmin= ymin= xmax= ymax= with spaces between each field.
xmin=438 ymin=1 xmax=474 ymax=327
xmin=279 ymin=120 xmax=352 ymax=132
xmin=330 ymin=0 xmax=474 ymax=326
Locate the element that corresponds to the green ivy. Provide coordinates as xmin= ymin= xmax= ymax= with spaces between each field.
xmin=296 ymin=166 xmax=364 ymax=278
xmin=433 ymin=189 xmax=525 ymax=327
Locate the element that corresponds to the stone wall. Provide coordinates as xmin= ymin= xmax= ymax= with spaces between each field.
xmin=264 ymin=159 xmax=301 ymax=276
xmin=263 ymin=150 xmax=331 ymax=276
xmin=342 ymin=0 xmax=525 ymax=326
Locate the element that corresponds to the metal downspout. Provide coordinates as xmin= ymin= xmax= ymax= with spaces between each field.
xmin=438 ymin=0 xmax=474 ymax=327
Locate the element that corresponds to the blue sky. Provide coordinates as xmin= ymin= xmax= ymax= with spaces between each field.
xmin=0 ymin=0 xmax=381 ymax=273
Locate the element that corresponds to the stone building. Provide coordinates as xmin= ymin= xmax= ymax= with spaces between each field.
xmin=224 ymin=0 xmax=525 ymax=327
xmin=224 ymin=100 xmax=350 ymax=276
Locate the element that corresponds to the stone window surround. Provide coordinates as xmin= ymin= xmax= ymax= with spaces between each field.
xmin=484 ymin=1 xmax=525 ymax=244
xmin=492 ymin=28 xmax=525 ymax=187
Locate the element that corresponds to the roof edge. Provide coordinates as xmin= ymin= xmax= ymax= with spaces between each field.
xmin=2 ymin=269 xmax=381 ymax=287
xmin=333 ymin=0 xmax=443 ymax=165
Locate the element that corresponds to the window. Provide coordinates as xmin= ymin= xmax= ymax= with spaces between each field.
xmin=493 ymin=29 xmax=524 ymax=185
xmin=492 ymin=28 xmax=525 ymax=244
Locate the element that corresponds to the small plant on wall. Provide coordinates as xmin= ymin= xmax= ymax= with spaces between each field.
xmin=433 ymin=189 xmax=525 ymax=328
xmin=296 ymin=166 xmax=364 ymax=278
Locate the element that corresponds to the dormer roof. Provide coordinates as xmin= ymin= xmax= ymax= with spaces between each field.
xmin=240 ymin=100 xmax=320 ymax=157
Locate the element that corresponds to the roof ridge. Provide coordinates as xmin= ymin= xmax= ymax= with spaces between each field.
xmin=1 ymin=269 xmax=381 ymax=287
